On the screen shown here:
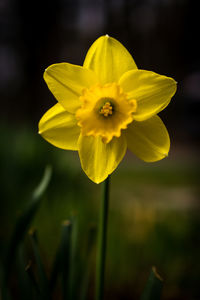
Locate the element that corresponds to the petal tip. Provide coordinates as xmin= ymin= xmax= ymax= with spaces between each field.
xmin=43 ymin=69 xmax=48 ymax=80
xmin=44 ymin=66 xmax=50 ymax=73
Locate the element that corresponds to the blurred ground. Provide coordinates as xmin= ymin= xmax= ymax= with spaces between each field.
xmin=0 ymin=124 xmax=199 ymax=300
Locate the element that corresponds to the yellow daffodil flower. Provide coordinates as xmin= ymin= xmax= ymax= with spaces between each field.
xmin=39 ymin=35 xmax=177 ymax=183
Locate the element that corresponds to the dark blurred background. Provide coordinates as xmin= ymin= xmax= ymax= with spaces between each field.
xmin=0 ymin=0 xmax=200 ymax=299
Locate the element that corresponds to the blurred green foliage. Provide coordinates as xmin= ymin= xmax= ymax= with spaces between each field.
xmin=0 ymin=122 xmax=200 ymax=300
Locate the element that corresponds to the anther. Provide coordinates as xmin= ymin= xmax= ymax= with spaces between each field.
xmin=100 ymin=102 xmax=113 ymax=117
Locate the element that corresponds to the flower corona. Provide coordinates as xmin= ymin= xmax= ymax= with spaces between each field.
xmin=76 ymin=83 xmax=137 ymax=144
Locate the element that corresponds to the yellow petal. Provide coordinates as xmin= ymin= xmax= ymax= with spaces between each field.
xmin=126 ymin=115 xmax=170 ymax=162
xmin=39 ymin=103 xmax=80 ymax=150
xmin=119 ymin=70 xmax=177 ymax=121
xmin=44 ymin=63 xmax=98 ymax=113
xmin=83 ymin=35 xmax=137 ymax=85
xmin=78 ymin=134 xmax=127 ymax=183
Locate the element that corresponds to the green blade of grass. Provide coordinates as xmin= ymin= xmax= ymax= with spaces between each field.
xmin=68 ymin=214 xmax=78 ymax=300
xmin=49 ymin=244 xmax=61 ymax=293
xmin=140 ymin=267 xmax=163 ymax=300
xmin=49 ymin=220 xmax=72 ymax=296
xmin=60 ymin=220 xmax=72 ymax=300
xmin=29 ymin=229 xmax=50 ymax=299
xmin=25 ymin=260 xmax=41 ymax=297
xmin=0 ymin=264 xmax=12 ymax=300
xmin=16 ymin=245 xmax=34 ymax=300
xmin=50 ymin=220 xmax=72 ymax=299
xmin=79 ymin=224 xmax=97 ymax=300
xmin=4 ymin=165 xmax=52 ymax=282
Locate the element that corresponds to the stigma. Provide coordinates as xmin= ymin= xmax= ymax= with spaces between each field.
xmin=100 ymin=102 xmax=113 ymax=117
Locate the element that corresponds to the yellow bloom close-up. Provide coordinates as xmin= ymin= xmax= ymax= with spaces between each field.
xmin=39 ymin=35 xmax=177 ymax=184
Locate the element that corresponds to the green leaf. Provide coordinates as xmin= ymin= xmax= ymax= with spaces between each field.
xmin=60 ymin=220 xmax=72 ymax=300
xmin=140 ymin=267 xmax=163 ymax=300
xmin=29 ymin=229 xmax=50 ymax=299
xmin=16 ymin=245 xmax=34 ymax=300
xmin=68 ymin=214 xmax=79 ymax=300
xmin=4 ymin=165 xmax=52 ymax=282
xmin=50 ymin=220 xmax=72 ymax=299
xmin=25 ymin=260 xmax=41 ymax=297
xmin=79 ymin=224 xmax=96 ymax=300
xmin=0 ymin=264 xmax=12 ymax=300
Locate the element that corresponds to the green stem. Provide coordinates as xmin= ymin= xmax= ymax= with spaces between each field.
xmin=96 ymin=176 xmax=110 ymax=300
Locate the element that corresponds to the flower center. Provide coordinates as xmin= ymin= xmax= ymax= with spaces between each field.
xmin=76 ymin=83 xmax=137 ymax=143
xmin=99 ymin=101 xmax=113 ymax=117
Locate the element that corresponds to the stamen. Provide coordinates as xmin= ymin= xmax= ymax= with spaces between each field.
xmin=99 ymin=102 xmax=113 ymax=117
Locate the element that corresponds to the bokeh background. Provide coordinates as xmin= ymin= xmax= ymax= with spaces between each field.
xmin=0 ymin=0 xmax=200 ymax=299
